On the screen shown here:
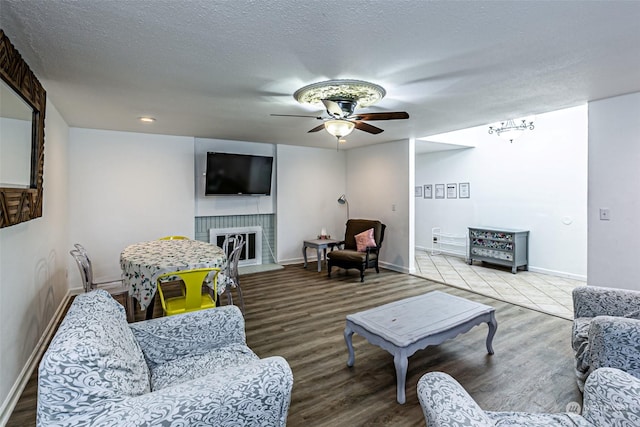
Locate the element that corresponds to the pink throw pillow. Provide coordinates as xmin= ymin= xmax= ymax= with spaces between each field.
xmin=355 ymin=228 xmax=376 ymax=252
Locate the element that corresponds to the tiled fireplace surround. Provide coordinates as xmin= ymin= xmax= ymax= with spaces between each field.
xmin=195 ymin=214 xmax=276 ymax=265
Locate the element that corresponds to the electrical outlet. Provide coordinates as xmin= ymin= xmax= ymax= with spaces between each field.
xmin=599 ymin=208 xmax=611 ymax=221
xmin=391 ymin=204 xmax=396 ymax=211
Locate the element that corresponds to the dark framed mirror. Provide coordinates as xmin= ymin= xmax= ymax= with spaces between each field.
xmin=0 ymin=29 xmax=47 ymax=228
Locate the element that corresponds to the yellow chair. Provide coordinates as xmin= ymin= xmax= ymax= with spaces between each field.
xmin=156 ymin=268 xmax=219 ymax=316
xmin=158 ymin=235 xmax=189 ymax=240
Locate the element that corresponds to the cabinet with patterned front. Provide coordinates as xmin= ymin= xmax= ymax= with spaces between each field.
xmin=468 ymin=227 xmax=529 ymax=274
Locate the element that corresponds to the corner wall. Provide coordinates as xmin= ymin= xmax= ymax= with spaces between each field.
xmin=588 ymin=92 xmax=640 ymax=290
xmin=346 ymin=140 xmax=412 ymax=273
xmin=276 ymin=144 xmax=346 ymax=264
xmin=67 ymin=129 xmax=195 ymax=285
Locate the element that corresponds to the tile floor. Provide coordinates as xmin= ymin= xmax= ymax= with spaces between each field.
xmin=414 ymin=251 xmax=585 ymax=320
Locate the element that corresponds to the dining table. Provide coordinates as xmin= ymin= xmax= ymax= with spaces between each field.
xmin=120 ymin=239 xmax=227 ymax=318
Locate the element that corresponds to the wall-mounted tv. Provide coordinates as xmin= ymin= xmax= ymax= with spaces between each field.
xmin=205 ymin=152 xmax=273 ymax=196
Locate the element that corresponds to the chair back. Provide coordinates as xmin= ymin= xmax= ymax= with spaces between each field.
xmin=343 ymin=219 xmax=386 ymax=251
xmin=156 ymin=268 xmax=220 ymax=315
xmin=225 ymin=240 xmax=246 ymax=287
xmin=70 ymin=249 xmax=93 ymax=292
xmin=222 ymin=234 xmax=244 ymax=256
xmin=73 ymin=242 xmax=94 ymax=272
xmin=158 ymin=235 xmax=189 ymax=240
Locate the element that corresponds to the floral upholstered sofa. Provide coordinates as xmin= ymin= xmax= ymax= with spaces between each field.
xmin=37 ymin=289 xmax=293 ymax=426
xmin=572 ymin=285 xmax=640 ymax=390
xmin=418 ymin=367 xmax=640 ymax=426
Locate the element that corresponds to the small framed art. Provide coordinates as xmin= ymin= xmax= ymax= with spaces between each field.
xmin=423 ymin=184 xmax=433 ymax=199
xmin=459 ymin=182 xmax=470 ymax=198
xmin=435 ymin=184 xmax=445 ymax=199
xmin=447 ymin=183 xmax=457 ymax=199
xmin=415 ymin=186 xmax=422 ymax=197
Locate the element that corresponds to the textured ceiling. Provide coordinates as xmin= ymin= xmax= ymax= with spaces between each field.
xmin=1 ymin=0 xmax=639 ymax=150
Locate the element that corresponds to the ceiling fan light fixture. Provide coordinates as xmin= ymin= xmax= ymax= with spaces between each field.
xmin=324 ymin=119 xmax=355 ymax=138
xmin=294 ymin=79 xmax=386 ymax=107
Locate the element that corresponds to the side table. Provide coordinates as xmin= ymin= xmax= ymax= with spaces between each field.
xmin=302 ymin=238 xmax=340 ymax=272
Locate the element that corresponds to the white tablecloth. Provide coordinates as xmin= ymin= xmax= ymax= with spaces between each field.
xmin=120 ymin=239 xmax=227 ymax=309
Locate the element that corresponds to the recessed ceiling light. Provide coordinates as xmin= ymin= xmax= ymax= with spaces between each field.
xmin=138 ymin=116 xmax=156 ymax=123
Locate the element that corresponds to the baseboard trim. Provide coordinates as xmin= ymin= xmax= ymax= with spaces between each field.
xmin=527 ymin=266 xmax=587 ymax=282
xmin=0 ymin=289 xmax=72 ymax=426
xmin=379 ymin=261 xmax=410 ymax=274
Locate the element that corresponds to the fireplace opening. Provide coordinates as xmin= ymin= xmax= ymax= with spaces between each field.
xmin=210 ymin=226 xmax=262 ymax=266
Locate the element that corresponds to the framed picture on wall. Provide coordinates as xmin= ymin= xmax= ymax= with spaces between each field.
xmin=447 ymin=183 xmax=457 ymax=199
xmin=423 ymin=184 xmax=433 ymax=199
xmin=415 ymin=186 xmax=423 ymax=197
xmin=435 ymin=184 xmax=445 ymax=199
xmin=459 ymin=182 xmax=470 ymax=198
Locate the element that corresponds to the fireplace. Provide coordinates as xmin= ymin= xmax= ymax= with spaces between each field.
xmin=209 ymin=226 xmax=262 ymax=266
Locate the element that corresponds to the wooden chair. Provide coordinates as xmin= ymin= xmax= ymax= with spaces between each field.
xmin=328 ymin=219 xmax=386 ymax=282
xmin=156 ymin=268 xmax=220 ymax=316
xmin=70 ymin=246 xmax=134 ymax=321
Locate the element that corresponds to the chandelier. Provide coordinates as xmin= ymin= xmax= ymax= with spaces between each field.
xmin=488 ymin=119 xmax=535 ymax=143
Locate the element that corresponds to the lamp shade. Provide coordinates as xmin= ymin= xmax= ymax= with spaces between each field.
xmin=324 ymin=120 xmax=355 ymax=138
xmin=337 ymin=194 xmax=347 ymax=204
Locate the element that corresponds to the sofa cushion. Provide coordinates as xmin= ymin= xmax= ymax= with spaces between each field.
xmin=355 ymin=228 xmax=376 ymax=252
xmin=328 ymin=249 xmax=378 ymax=263
xmin=150 ymin=343 xmax=259 ymax=390
xmin=572 ymin=317 xmax=592 ymax=375
xmin=38 ymin=290 xmax=150 ymax=423
xmin=487 ymin=412 xmax=591 ymax=426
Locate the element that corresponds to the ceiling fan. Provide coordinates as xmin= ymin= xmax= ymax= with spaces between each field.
xmin=270 ymin=79 xmax=409 ymax=143
xmin=272 ymin=98 xmax=409 ymax=136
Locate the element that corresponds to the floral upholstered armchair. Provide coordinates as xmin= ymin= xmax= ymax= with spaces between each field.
xmin=572 ymin=285 xmax=640 ymax=390
xmin=418 ymin=368 xmax=640 ymax=426
xmin=37 ymin=290 xmax=293 ymax=426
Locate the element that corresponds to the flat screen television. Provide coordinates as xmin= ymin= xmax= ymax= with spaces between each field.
xmin=205 ymin=152 xmax=273 ymax=196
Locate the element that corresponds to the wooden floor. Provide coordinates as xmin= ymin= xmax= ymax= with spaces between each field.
xmin=8 ymin=264 xmax=582 ymax=426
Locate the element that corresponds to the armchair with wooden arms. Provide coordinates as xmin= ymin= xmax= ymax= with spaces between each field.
xmin=327 ymin=219 xmax=386 ymax=282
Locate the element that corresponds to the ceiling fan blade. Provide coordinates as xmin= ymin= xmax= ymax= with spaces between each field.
xmin=354 ymin=121 xmax=384 ymax=134
xmin=307 ymin=123 xmax=326 ymax=133
xmin=351 ymin=111 xmax=409 ymax=121
xmin=322 ymin=99 xmax=344 ymax=118
xmin=271 ymin=113 xmax=323 ymax=119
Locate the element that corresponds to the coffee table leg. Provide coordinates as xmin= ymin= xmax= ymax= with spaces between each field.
xmin=393 ymin=352 xmax=408 ymax=404
xmin=486 ymin=311 xmax=498 ymax=355
xmin=344 ymin=326 xmax=355 ymax=367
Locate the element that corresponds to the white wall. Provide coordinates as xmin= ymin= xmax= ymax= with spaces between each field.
xmin=416 ymin=105 xmax=588 ymax=279
xmin=347 ymin=139 xmax=413 ymax=273
xmin=0 ymin=102 xmax=70 ymax=421
xmin=195 ymin=138 xmax=275 ymax=217
xmin=588 ymin=92 xmax=640 ymax=290
xmin=68 ymin=129 xmax=195 ymax=286
xmin=276 ymin=144 xmax=346 ymax=264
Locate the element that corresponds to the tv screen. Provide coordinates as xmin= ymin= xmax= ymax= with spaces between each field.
xmin=205 ymin=152 xmax=273 ymax=195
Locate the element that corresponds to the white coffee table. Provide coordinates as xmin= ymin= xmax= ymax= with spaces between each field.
xmin=344 ymin=290 xmax=497 ymax=404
